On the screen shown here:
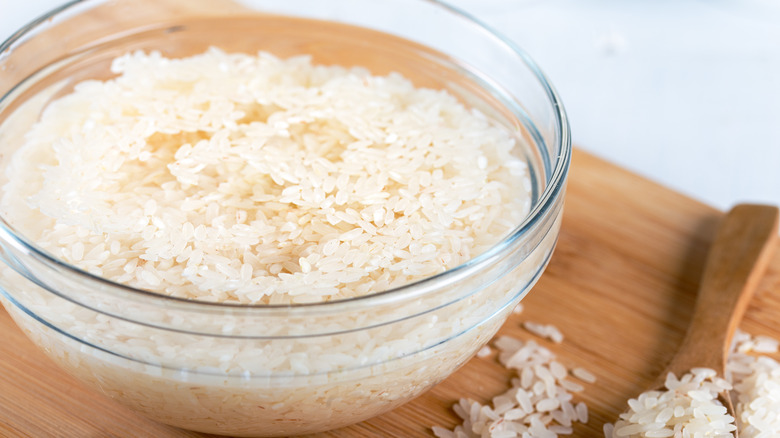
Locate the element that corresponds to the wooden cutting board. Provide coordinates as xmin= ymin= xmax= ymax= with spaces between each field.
xmin=1 ymin=148 xmax=779 ymax=438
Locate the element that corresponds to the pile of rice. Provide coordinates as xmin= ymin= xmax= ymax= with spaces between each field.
xmin=727 ymin=331 xmax=780 ymax=437
xmin=433 ymin=318 xmax=595 ymax=438
xmin=1 ymin=48 xmax=530 ymax=304
xmin=604 ymin=369 xmax=736 ymax=438
xmin=604 ymin=330 xmax=780 ymax=438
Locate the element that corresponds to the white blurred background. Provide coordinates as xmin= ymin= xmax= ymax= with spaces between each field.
xmin=2 ymin=0 xmax=779 ymax=211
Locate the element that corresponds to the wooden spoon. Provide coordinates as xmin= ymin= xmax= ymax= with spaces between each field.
xmin=651 ymin=203 xmax=779 ymax=434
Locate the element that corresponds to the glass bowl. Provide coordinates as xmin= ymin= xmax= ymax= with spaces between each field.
xmin=0 ymin=0 xmax=570 ymax=436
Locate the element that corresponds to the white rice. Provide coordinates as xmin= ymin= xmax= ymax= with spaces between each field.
xmin=523 ymin=321 xmax=565 ymax=344
xmin=605 ymin=368 xmax=736 ymax=438
xmin=432 ymin=334 xmax=594 ymax=438
xmin=0 ymin=48 xmax=558 ymax=435
xmin=477 ymin=345 xmax=494 ymax=358
xmin=727 ymin=330 xmax=780 ymax=437
xmin=605 ymin=330 xmax=780 ymax=438
xmin=572 ymin=367 xmax=597 ymax=384
xmin=0 ymin=47 xmax=531 ymax=305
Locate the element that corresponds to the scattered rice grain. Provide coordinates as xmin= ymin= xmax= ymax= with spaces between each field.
xmin=432 ymin=335 xmax=593 ymax=437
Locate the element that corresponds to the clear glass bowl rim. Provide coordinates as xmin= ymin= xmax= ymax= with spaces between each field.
xmin=0 ymin=0 xmax=572 ymax=312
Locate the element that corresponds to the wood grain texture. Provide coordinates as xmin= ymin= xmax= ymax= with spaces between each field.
xmin=656 ymin=204 xmax=778 ymax=387
xmin=1 ymin=148 xmax=779 ymax=437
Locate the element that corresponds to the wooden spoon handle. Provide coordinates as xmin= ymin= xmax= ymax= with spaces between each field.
xmin=660 ymin=203 xmax=779 ymax=382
